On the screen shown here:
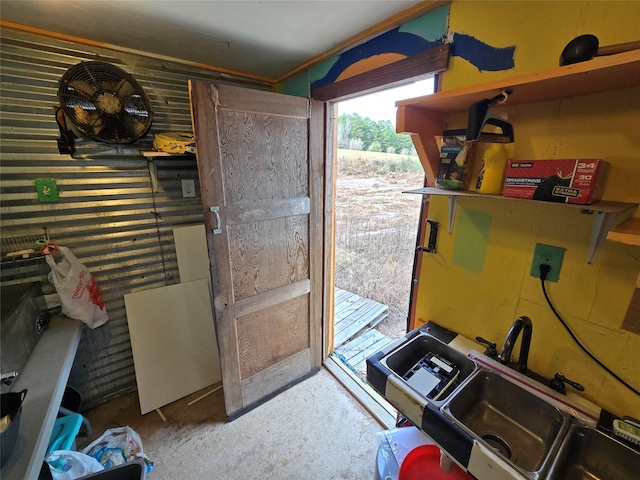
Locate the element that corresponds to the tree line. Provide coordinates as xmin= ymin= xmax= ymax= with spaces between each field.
xmin=337 ymin=113 xmax=417 ymax=155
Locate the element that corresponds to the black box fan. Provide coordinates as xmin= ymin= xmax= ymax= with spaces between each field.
xmin=57 ymin=61 xmax=152 ymax=146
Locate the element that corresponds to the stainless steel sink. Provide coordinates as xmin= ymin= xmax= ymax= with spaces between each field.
xmin=380 ymin=332 xmax=477 ymax=403
xmin=367 ymin=325 xmax=639 ymax=480
xmin=547 ymin=422 xmax=640 ymax=480
xmin=443 ymin=370 xmax=570 ymax=475
xmin=1 ymin=282 xmax=50 ymax=393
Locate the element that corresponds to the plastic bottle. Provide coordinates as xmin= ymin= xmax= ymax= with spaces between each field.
xmin=475 ymin=143 xmax=509 ymax=195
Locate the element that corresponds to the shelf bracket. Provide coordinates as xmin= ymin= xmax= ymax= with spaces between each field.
xmin=140 ymin=150 xmax=193 ymax=194
xmin=586 ymin=205 xmax=637 ymax=264
xmin=447 ymin=196 xmax=458 ymax=234
xmin=147 ymin=159 xmax=159 ymax=193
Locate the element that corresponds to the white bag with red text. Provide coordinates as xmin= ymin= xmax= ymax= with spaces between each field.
xmin=46 ymin=246 xmax=109 ymax=328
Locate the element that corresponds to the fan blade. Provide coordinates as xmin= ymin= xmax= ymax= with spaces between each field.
xmin=114 ymin=78 xmax=137 ymax=98
xmin=67 ymin=80 xmax=95 ymax=99
xmin=72 ymin=106 xmax=104 ymax=136
xmin=120 ymin=113 xmax=145 ymax=137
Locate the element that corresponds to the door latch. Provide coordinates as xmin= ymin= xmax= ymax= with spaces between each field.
xmin=209 ymin=206 xmax=222 ymax=234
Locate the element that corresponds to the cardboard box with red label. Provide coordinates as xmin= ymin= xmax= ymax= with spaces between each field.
xmin=503 ymin=159 xmax=609 ymax=204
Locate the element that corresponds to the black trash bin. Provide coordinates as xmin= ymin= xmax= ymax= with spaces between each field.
xmin=1 ymin=389 xmax=27 ymax=466
xmin=77 ymin=460 xmax=147 ymax=480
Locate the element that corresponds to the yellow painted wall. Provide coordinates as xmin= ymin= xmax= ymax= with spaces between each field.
xmin=414 ymin=1 xmax=640 ymax=416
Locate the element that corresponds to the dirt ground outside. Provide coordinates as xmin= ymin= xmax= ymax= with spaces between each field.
xmin=334 ymin=148 xmax=425 ymax=341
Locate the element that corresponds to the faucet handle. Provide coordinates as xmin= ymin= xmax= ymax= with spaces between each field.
xmin=475 ymin=336 xmax=498 ymax=358
xmin=550 ymin=373 xmax=585 ymax=395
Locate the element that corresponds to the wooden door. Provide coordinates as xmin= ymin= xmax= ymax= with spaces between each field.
xmin=189 ymin=82 xmax=324 ymax=420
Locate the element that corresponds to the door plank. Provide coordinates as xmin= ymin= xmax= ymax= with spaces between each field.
xmin=226 ymin=214 xmax=310 ymax=302
xmin=237 ymin=294 xmax=310 ymax=378
xmin=226 ymin=197 xmax=310 ymax=225
xmin=214 ymin=84 xmax=309 ymax=119
xmin=189 ymin=81 xmax=244 ymax=413
xmin=241 ymin=348 xmax=312 ymax=407
xmin=234 ymin=278 xmax=310 ymax=318
xmin=323 ymin=103 xmax=338 ymax=355
xmin=217 ymin=112 xmax=308 ymax=203
xmin=309 ymin=98 xmax=324 ymax=366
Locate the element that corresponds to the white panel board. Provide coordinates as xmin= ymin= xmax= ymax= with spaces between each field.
xmin=173 ymin=224 xmax=211 ymax=284
xmin=125 ymin=279 xmax=221 ymax=414
xmin=173 ymin=223 xmax=222 ymax=396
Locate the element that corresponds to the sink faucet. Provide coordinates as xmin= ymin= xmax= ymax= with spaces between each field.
xmin=498 ymin=316 xmax=532 ymax=373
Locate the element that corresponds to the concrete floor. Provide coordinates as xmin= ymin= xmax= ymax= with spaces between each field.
xmin=81 ymin=368 xmax=386 ymax=479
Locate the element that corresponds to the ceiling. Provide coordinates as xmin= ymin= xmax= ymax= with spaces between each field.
xmin=1 ymin=1 xmax=430 ymax=81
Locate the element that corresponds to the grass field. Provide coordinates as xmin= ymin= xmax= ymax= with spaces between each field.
xmin=337 ymin=148 xmax=423 ymax=176
xmin=334 ymin=149 xmax=424 ymax=340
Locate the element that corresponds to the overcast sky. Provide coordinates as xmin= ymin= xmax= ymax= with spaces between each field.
xmin=338 ymin=78 xmax=435 ymax=126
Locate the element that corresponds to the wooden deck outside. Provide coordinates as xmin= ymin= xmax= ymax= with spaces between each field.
xmin=333 ymin=287 xmax=393 ymax=377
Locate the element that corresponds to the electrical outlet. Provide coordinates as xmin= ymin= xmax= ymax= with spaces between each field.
xmin=35 ymin=178 xmax=59 ymax=202
xmin=181 ymin=179 xmax=196 ymax=198
xmin=530 ymin=243 xmax=565 ymax=282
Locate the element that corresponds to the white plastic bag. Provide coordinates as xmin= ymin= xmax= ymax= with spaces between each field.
xmin=45 ymin=450 xmax=104 ymax=480
xmin=45 ymin=246 xmax=108 ymax=328
xmin=81 ymin=426 xmax=154 ymax=473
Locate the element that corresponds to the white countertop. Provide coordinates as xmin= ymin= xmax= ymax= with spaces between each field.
xmin=1 ymin=315 xmax=83 ymax=480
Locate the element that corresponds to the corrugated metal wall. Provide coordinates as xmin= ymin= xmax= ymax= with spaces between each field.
xmin=0 ymin=27 xmax=269 ymax=409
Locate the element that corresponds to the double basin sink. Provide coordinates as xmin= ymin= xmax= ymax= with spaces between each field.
xmin=367 ymin=325 xmax=639 ymax=479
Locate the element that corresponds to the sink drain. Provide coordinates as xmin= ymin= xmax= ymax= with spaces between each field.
xmin=482 ymin=434 xmax=512 ymax=459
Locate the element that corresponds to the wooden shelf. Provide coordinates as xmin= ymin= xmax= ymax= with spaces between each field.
xmin=396 ymin=50 xmax=640 ymax=114
xmin=396 ymin=50 xmax=640 ymax=186
xmin=607 ymin=217 xmax=640 ymax=246
xmin=140 ymin=150 xmax=194 ymax=158
xmin=405 ymin=187 xmax=638 ymax=264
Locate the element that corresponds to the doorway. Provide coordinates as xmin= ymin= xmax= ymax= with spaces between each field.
xmin=330 ymin=79 xmax=434 ymax=384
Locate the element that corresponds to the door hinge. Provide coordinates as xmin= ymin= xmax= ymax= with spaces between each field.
xmin=210 ymin=85 xmax=220 ymax=112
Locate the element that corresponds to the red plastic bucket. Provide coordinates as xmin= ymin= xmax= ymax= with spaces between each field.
xmin=399 ymin=444 xmax=472 ymax=480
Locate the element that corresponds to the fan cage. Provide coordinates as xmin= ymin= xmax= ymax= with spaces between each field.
xmin=58 ymin=61 xmax=153 ymax=144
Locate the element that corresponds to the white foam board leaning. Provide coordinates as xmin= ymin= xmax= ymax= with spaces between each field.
xmin=124 ymin=278 xmax=221 ymax=414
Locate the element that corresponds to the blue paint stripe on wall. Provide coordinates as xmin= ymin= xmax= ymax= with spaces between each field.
xmin=451 ymin=33 xmax=515 ymax=71
xmin=311 ymin=30 xmax=515 ymax=91
xmin=311 ymin=28 xmax=443 ymax=89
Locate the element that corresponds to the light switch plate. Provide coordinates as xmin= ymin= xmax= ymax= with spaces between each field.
xmin=35 ymin=178 xmax=59 ymax=202
xmin=181 ymin=179 xmax=196 ymax=198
